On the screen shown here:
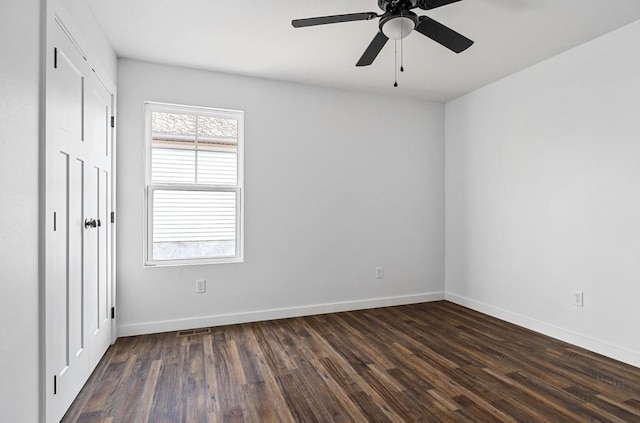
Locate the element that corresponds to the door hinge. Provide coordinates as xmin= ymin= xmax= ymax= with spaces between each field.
xmin=110 ymin=211 xmax=115 ymax=224
xmin=111 ymin=307 xmax=115 ymax=319
xmin=111 ymin=116 xmax=115 ymax=128
xmin=53 ymin=375 xmax=57 ymax=395
xmin=54 ymin=47 xmax=58 ymax=69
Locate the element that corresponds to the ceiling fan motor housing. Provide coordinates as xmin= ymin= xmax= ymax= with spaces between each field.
xmin=377 ymin=0 xmax=420 ymax=11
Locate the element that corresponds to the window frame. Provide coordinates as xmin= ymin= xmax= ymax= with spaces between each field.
xmin=143 ymin=101 xmax=244 ymax=266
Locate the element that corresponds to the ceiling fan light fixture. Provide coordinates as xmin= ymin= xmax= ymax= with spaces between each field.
xmin=381 ymin=16 xmax=416 ymax=39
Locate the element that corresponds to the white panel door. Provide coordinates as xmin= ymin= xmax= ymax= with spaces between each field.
xmin=46 ymin=20 xmax=114 ymax=423
xmin=85 ymin=71 xmax=113 ymax=370
xmin=47 ymin=25 xmax=91 ymax=421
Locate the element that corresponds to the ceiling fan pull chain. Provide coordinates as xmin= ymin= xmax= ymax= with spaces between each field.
xmin=400 ymin=38 xmax=405 ymax=72
xmin=400 ymin=9 xmax=404 ymax=72
xmin=394 ymin=40 xmax=398 ymax=87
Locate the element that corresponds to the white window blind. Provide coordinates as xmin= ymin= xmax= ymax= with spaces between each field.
xmin=151 ymin=149 xmax=238 ymax=185
xmin=152 ymin=189 xmax=236 ymax=243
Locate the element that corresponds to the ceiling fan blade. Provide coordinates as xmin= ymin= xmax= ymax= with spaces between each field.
xmin=356 ymin=31 xmax=389 ymax=67
xmin=415 ymin=16 xmax=473 ymax=53
xmin=417 ymin=0 xmax=463 ymax=10
xmin=292 ymin=12 xmax=378 ymax=28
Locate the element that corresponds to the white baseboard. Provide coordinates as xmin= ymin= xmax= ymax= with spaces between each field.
xmin=445 ymin=292 xmax=640 ymax=369
xmin=118 ymin=292 xmax=445 ymax=337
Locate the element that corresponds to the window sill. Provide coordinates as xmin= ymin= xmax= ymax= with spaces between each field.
xmin=144 ymin=256 xmax=244 ymax=267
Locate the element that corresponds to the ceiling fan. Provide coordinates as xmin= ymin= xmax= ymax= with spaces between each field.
xmin=292 ymin=0 xmax=474 ymax=67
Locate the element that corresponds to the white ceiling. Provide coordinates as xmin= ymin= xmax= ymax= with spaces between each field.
xmin=87 ymin=0 xmax=640 ymax=102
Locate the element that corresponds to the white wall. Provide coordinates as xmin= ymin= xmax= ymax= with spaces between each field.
xmin=117 ymin=59 xmax=445 ymax=335
xmin=445 ymin=20 xmax=640 ymax=367
xmin=0 ymin=0 xmax=42 ymax=421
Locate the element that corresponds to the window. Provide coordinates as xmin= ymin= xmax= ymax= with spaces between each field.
xmin=144 ymin=102 xmax=243 ymax=265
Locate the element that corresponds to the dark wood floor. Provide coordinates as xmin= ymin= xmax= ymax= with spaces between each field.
xmin=62 ymin=301 xmax=640 ymax=422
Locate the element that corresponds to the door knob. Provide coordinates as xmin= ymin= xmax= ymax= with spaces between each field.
xmin=84 ymin=218 xmax=97 ymax=229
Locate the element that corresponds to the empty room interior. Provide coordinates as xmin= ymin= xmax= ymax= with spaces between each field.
xmin=3 ymin=0 xmax=640 ymax=421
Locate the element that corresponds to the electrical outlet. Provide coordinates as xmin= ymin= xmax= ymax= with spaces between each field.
xmin=375 ymin=267 xmax=383 ymax=279
xmin=572 ymin=290 xmax=583 ymax=307
xmin=196 ymin=279 xmax=206 ymax=294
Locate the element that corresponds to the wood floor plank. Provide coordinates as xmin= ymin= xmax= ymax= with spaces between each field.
xmin=212 ymin=333 xmax=245 ymax=420
xmin=100 ymin=353 xmax=141 ymax=421
xmin=240 ymin=381 xmax=279 ymax=423
xmin=184 ymin=341 xmax=207 ymax=423
xmin=61 ymin=301 xmax=640 ymax=422
xmin=203 ymin=335 xmax=223 ymax=422
xmin=134 ymin=359 xmax=162 ymax=423
xmin=147 ymin=362 xmax=183 ymax=423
